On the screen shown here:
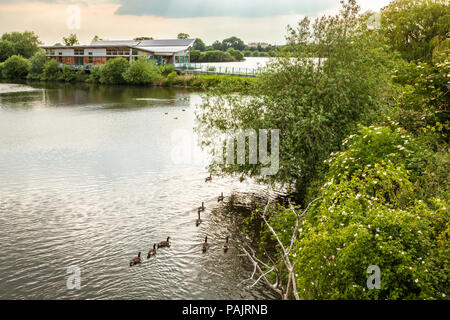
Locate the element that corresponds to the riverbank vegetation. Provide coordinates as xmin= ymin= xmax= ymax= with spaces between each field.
xmin=197 ymin=0 xmax=449 ymax=300
xmin=0 ymin=53 xmax=255 ymax=90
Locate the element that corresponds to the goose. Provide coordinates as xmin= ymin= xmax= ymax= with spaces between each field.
xmin=223 ymin=236 xmax=230 ymax=252
xmin=205 ymin=174 xmax=212 ymax=183
xmin=202 ymin=236 xmax=209 ymax=252
xmin=158 ymin=237 xmax=171 ymax=248
xmin=196 ymin=210 xmax=202 ymax=226
xmin=147 ymin=244 xmax=157 ymax=258
xmin=130 ymin=252 xmax=142 ymax=267
xmin=198 ymin=202 xmax=205 ymax=212
xmin=218 ymin=192 xmax=224 ymax=202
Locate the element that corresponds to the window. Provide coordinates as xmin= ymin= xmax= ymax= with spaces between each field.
xmin=74 ymin=49 xmax=84 ymax=55
xmin=132 ymin=49 xmax=138 ymax=56
xmin=46 ymin=49 xmax=55 ymax=55
xmin=88 ymin=52 xmax=93 ymax=64
xmin=106 ymin=48 xmax=112 ymax=55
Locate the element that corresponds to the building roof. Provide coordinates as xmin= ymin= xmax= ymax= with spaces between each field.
xmin=41 ymin=39 xmax=195 ymax=50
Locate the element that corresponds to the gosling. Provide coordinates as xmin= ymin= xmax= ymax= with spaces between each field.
xmin=202 ymin=236 xmax=209 ymax=252
xmin=147 ymin=244 xmax=157 ymax=259
xmin=205 ymin=174 xmax=212 ymax=183
xmin=196 ymin=210 xmax=202 ymax=226
xmin=198 ymin=202 xmax=205 ymax=212
xmin=130 ymin=252 xmax=142 ymax=267
xmin=223 ymin=236 xmax=230 ymax=252
xmin=218 ymin=192 xmax=224 ymax=202
xmin=158 ymin=237 xmax=171 ymax=248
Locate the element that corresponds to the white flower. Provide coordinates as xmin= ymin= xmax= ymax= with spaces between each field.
xmin=415 ymin=279 xmax=419 ymax=283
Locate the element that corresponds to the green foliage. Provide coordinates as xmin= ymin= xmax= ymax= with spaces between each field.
xmin=0 ymin=40 xmax=15 ymax=62
xmin=158 ymin=64 xmax=176 ymax=76
xmin=122 ymin=57 xmax=161 ymax=85
xmin=28 ymin=49 xmax=46 ymax=78
xmin=381 ymin=0 xmax=450 ymax=62
xmin=197 ymin=0 xmax=396 ymax=199
xmin=177 ymin=33 xmax=190 ymax=40
xmin=190 ymin=50 xmax=201 ymax=62
xmin=2 ymin=55 xmax=30 ymax=79
xmin=290 ymin=125 xmax=449 ymax=299
xmin=227 ymin=48 xmax=244 ymax=61
xmin=41 ymin=59 xmax=60 ymax=81
xmin=390 ymin=53 xmax=449 ymax=141
xmin=222 ymin=36 xmax=246 ymax=51
xmin=198 ymin=50 xmax=235 ymax=62
xmin=193 ymin=38 xmax=206 ymax=51
xmin=100 ymin=57 xmax=129 ymax=84
xmin=0 ymin=62 xmax=4 ymax=78
xmin=87 ymin=65 xmax=102 ymax=83
xmin=63 ymin=33 xmax=79 ymax=46
xmin=59 ymin=65 xmax=76 ymax=82
xmin=1 ymin=31 xmax=41 ymax=58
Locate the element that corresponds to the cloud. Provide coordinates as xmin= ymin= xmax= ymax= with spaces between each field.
xmin=114 ymin=0 xmax=337 ymax=18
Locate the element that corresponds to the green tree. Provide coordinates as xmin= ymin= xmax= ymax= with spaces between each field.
xmin=100 ymin=57 xmax=129 ymax=84
xmin=381 ymin=0 xmax=450 ymax=62
xmin=41 ymin=58 xmax=60 ymax=81
xmin=211 ymin=40 xmax=223 ymax=51
xmin=226 ymin=48 xmax=244 ymax=61
xmin=0 ymin=40 xmax=15 ymax=62
xmin=91 ymin=35 xmax=103 ymax=43
xmin=177 ymin=33 xmax=190 ymax=39
xmin=63 ymin=33 xmax=79 ymax=46
xmin=193 ymin=38 xmax=206 ymax=51
xmin=190 ymin=50 xmax=201 ymax=62
xmin=222 ymin=36 xmax=245 ymax=51
xmin=197 ymin=0 xmax=395 ymax=199
xmin=28 ymin=49 xmax=46 ymax=79
xmin=2 ymin=55 xmax=30 ymax=79
xmin=123 ymin=57 xmax=161 ymax=85
xmin=134 ymin=36 xmax=153 ymax=41
xmin=1 ymin=31 xmax=41 ymax=58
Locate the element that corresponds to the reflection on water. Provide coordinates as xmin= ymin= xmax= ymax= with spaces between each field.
xmin=0 ymin=82 xmax=277 ymax=300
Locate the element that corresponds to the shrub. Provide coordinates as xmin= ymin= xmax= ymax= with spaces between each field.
xmin=159 ymin=64 xmax=176 ymax=76
xmin=28 ymin=50 xmax=46 ymax=79
xmin=0 ymin=40 xmax=15 ymax=62
xmin=41 ymin=58 xmax=60 ymax=81
xmin=190 ymin=50 xmax=201 ymax=62
xmin=227 ymin=48 xmax=244 ymax=61
xmin=100 ymin=57 xmax=129 ymax=84
xmin=59 ymin=65 xmax=75 ymax=82
xmin=0 ymin=62 xmax=4 ymax=78
xmin=87 ymin=65 xmax=101 ymax=83
xmin=199 ymin=50 xmax=235 ymax=63
xmin=123 ymin=57 xmax=161 ymax=85
xmin=2 ymin=55 xmax=30 ymax=79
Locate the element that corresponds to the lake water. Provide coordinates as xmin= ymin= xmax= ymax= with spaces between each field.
xmin=0 ymin=82 xmax=277 ymax=300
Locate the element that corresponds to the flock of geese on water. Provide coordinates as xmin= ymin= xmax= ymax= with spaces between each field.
xmin=129 ymin=174 xmax=230 ymax=267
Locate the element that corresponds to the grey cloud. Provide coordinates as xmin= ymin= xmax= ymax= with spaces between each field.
xmin=114 ymin=0 xmax=336 ymax=18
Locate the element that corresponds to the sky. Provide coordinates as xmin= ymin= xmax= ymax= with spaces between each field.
xmin=0 ymin=0 xmax=392 ymax=46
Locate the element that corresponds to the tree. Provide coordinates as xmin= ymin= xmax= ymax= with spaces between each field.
xmin=99 ymin=57 xmax=129 ymax=84
xmin=190 ymin=50 xmax=201 ymax=62
xmin=222 ymin=36 xmax=245 ymax=51
xmin=193 ymin=38 xmax=206 ymax=51
xmin=28 ymin=49 xmax=46 ymax=77
xmin=91 ymin=35 xmax=103 ymax=43
xmin=381 ymin=0 xmax=450 ymax=62
xmin=1 ymin=31 xmax=41 ymax=58
xmin=226 ymin=48 xmax=244 ymax=61
xmin=123 ymin=57 xmax=161 ymax=85
xmin=177 ymin=33 xmax=190 ymax=39
xmin=196 ymin=0 xmax=395 ymax=199
xmin=63 ymin=33 xmax=79 ymax=46
xmin=211 ymin=40 xmax=223 ymax=51
xmin=0 ymin=40 xmax=15 ymax=62
xmin=41 ymin=58 xmax=60 ymax=81
xmin=2 ymin=55 xmax=30 ymax=79
xmin=134 ymin=36 xmax=153 ymax=41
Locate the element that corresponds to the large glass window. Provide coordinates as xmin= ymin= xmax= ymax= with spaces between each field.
xmin=74 ymin=49 xmax=84 ymax=55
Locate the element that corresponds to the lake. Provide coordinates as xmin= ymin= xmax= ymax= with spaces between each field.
xmin=0 ymin=82 xmax=277 ymax=299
